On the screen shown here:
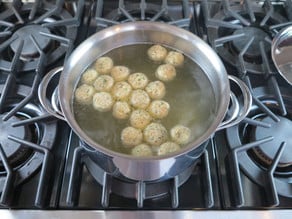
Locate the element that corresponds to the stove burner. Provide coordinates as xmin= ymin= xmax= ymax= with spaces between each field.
xmin=0 ymin=114 xmax=31 ymax=170
xmin=253 ymin=116 xmax=292 ymax=167
xmin=0 ymin=1 xmax=82 ymax=71
xmin=10 ymin=25 xmax=51 ymax=60
xmin=232 ymin=27 xmax=269 ymax=57
xmin=0 ymin=84 xmax=57 ymax=185
xmin=226 ymin=86 xmax=292 ymax=198
xmin=205 ymin=1 xmax=288 ymax=74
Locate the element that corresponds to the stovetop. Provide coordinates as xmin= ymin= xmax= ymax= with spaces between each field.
xmin=0 ymin=0 xmax=292 ymax=216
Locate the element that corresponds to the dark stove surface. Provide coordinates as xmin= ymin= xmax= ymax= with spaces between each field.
xmin=0 ymin=0 xmax=292 ymax=215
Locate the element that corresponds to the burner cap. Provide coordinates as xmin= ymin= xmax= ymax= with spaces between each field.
xmin=0 ymin=114 xmax=30 ymax=166
xmin=232 ymin=27 xmax=270 ymax=57
xmin=254 ymin=116 xmax=292 ymax=167
xmin=10 ymin=25 xmax=51 ymax=59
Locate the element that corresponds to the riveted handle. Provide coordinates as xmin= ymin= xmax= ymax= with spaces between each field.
xmin=38 ymin=67 xmax=65 ymax=121
xmin=217 ymin=75 xmax=252 ymax=131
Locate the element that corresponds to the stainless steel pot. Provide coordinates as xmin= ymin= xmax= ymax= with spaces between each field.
xmin=38 ymin=21 xmax=251 ymax=181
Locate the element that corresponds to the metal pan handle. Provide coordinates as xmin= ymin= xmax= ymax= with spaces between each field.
xmin=38 ymin=66 xmax=65 ymax=120
xmin=217 ymin=75 xmax=252 ymax=131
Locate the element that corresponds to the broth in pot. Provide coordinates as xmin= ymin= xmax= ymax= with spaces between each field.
xmin=73 ymin=44 xmax=216 ymax=156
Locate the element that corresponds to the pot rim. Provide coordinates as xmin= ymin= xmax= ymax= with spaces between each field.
xmin=271 ymin=25 xmax=292 ymax=85
xmin=59 ymin=21 xmax=230 ymax=161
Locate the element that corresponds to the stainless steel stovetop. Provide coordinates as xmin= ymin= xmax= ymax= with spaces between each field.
xmin=0 ymin=0 xmax=292 ymax=218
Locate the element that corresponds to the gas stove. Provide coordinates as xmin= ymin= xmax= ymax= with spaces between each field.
xmin=0 ymin=0 xmax=292 ymax=218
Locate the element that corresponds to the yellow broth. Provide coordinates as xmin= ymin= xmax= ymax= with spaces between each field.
xmin=73 ymin=44 xmax=216 ymax=155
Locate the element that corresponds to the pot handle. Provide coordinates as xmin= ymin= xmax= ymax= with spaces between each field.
xmin=38 ymin=66 xmax=65 ymax=120
xmin=216 ymin=75 xmax=252 ymax=131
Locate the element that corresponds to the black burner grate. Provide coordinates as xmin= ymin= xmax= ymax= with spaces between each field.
xmin=0 ymin=0 xmax=85 ymax=209
xmin=0 ymin=84 xmax=58 ymax=207
xmin=59 ymin=132 xmax=220 ymax=209
xmin=203 ymin=0 xmax=292 ymax=210
xmin=90 ymin=0 xmax=194 ymax=33
xmin=203 ymin=0 xmax=292 ymax=75
xmin=0 ymin=0 xmax=84 ymax=72
xmin=219 ymin=86 xmax=292 ymax=208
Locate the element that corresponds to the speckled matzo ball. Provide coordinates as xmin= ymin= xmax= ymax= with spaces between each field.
xmin=93 ymin=75 xmax=114 ymax=92
xmin=111 ymin=65 xmax=130 ymax=81
xmin=131 ymin=144 xmax=153 ymax=157
xmin=92 ymin=92 xmax=114 ymax=112
xmin=164 ymin=51 xmax=184 ymax=67
xmin=145 ymin=81 xmax=166 ymax=100
xmin=128 ymin=72 xmax=149 ymax=89
xmin=148 ymin=100 xmax=170 ymax=119
xmin=130 ymin=109 xmax=152 ymax=129
xmin=143 ymin=122 xmax=168 ymax=146
xmin=81 ymin=69 xmax=99 ymax=85
xmin=129 ymin=89 xmax=150 ymax=109
xmin=157 ymin=141 xmax=181 ymax=156
xmin=94 ymin=56 xmax=114 ymax=74
xmin=155 ymin=64 xmax=176 ymax=82
xmin=170 ymin=125 xmax=191 ymax=145
xmin=111 ymin=81 xmax=132 ymax=101
xmin=147 ymin=44 xmax=168 ymax=62
xmin=112 ymin=101 xmax=131 ymax=120
xmin=74 ymin=84 xmax=95 ymax=105
xmin=121 ymin=126 xmax=143 ymax=148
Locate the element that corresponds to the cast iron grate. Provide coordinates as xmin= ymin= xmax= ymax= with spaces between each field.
xmin=0 ymin=0 xmax=84 ymax=72
xmin=91 ymin=0 xmax=194 ymax=32
xmin=203 ymin=0 xmax=292 ymax=75
xmin=59 ymin=131 xmax=218 ymax=209
xmin=65 ymin=143 xmax=214 ymax=209
xmin=0 ymin=0 xmax=85 ymax=208
xmin=0 ymin=84 xmax=57 ymax=207
xmin=225 ymin=86 xmax=292 ymax=207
